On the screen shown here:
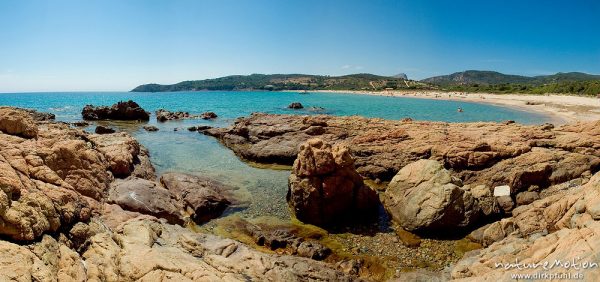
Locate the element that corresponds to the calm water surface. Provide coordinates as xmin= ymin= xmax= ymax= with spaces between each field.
xmin=0 ymin=91 xmax=552 ymax=219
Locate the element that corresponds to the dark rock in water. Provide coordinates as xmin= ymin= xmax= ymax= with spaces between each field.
xmin=95 ymin=125 xmax=116 ymax=134
xmin=108 ymin=178 xmax=184 ymax=225
xmin=288 ymin=102 xmax=304 ymax=109
xmin=22 ymin=109 xmax=55 ymax=121
xmin=196 ymin=125 xmax=213 ymax=132
xmin=72 ymin=121 xmax=89 ymax=127
xmin=287 ymin=138 xmax=378 ymax=226
xmin=201 ymin=112 xmax=218 ymax=120
xmin=143 ymin=125 xmax=159 ymax=132
xmin=156 ymin=109 xmax=191 ymax=122
xmin=82 ymin=100 xmax=150 ymax=121
xmin=187 ymin=126 xmax=198 ymax=132
xmin=160 ymin=172 xmax=232 ymax=224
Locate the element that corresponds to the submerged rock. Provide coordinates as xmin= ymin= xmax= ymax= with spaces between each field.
xmin=108 ymin=178 xmax=184 ymax=225
xmin=287 ymin=138 xmax=378 ymax=226
xmin=71 ymin=121 xmax=89 ymax=127
xmin=82 ymin=100 xmax=150 ymax=121
xmin=160 ymin=172 xmax=232 ymax=224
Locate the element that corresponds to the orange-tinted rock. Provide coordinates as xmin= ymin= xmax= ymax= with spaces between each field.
xmin=287 ymin=138 xmax=378 ymax=226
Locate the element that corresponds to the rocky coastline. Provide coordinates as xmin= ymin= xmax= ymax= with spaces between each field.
xmin=1 ymin=104 xmax=599 ymax=281
xmin=0 ymin=107 xmax=358 ymax=281
xmin=203 ymin=112 xmax=600 ymax=280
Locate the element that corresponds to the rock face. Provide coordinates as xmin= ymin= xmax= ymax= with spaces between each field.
xmin=287 ymin=138 xmax=378 ymax=226
xmin=204 ymin=113 xmax=600 ymax=188
xmin=82 ymin=100 xmax=150 ymax=121
xmin=384 ymin=160 xmax=479 ymax=231
xmin=160 ymin=172 xmax=232 ymax=224
xmin=0 ymin=108 xmax=152 ymax=241
xmin=452 ymin=172 xmax=600 ymax=281
xmin=0 ymin=107 xmax=38 ymax=138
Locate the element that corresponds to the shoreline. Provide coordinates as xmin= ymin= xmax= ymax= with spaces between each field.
xmin=303 ymin=90 xmax=600 ymax=124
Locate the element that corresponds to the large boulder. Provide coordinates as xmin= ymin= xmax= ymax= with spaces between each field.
xmin=384 ymin=159 xmax=479 ymax=231
xmin=88 ymin=132 xmax=156 ymax=179
xmin=287 ymin=138 xmax=378 ymax=226
xmin=0 ymin=107 xmax=38 ymax=138
xmin=160 ymin=172 xmax=232 ymax=224
xmin=82 ymin=100 xmax=150 ymax=121
xmin=108 ymin=178 xmax=184 ymax=225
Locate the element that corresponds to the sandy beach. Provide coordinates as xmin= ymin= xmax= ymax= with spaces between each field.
xmin=310 ymin=90 xmax=600 ymax=124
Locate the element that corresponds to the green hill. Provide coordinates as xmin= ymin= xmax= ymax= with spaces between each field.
xmin=131 ymin=73 xmax=427 ymax=92
xmin=422 ymin=70 xmax=600 ymax=96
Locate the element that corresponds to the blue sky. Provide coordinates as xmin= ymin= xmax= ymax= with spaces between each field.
xmin=1 ymin=0 xmax=599 ymax=92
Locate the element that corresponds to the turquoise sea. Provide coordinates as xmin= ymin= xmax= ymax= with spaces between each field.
xmin=0 ymin=91 xmax=552 ymax=219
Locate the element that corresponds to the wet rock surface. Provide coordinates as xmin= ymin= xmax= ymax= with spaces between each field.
xmin=160 ymin=172 xmax=233 ymax=224
xmin=287 ymin=138 xmax=378 ymax=226
xmin=94 ymin=125 xmax=115 ymax=134
xmin=82 ymin=100 xmax=150 ymax=121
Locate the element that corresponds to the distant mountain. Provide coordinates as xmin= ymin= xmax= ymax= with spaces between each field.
xmin=422 ymin=70 xmax=600 ymax=86
xmin=534 ymin=72 xmax=600 ymax=84
xmin=131 ymin=73 xmax=425 ymax=92
xmin=421 ymin=70 xmax=534 ymax=86
xmin=392 ymin=73 xmax=408 ymax=79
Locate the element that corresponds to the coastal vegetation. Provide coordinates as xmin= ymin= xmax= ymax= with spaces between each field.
xmin=132 ymin=70 xmax=600 ymax=96
xmin=426 ymin=70 xmax=600 ymax=96
xmin=131 ymin=73 xmax=427 ymax=92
